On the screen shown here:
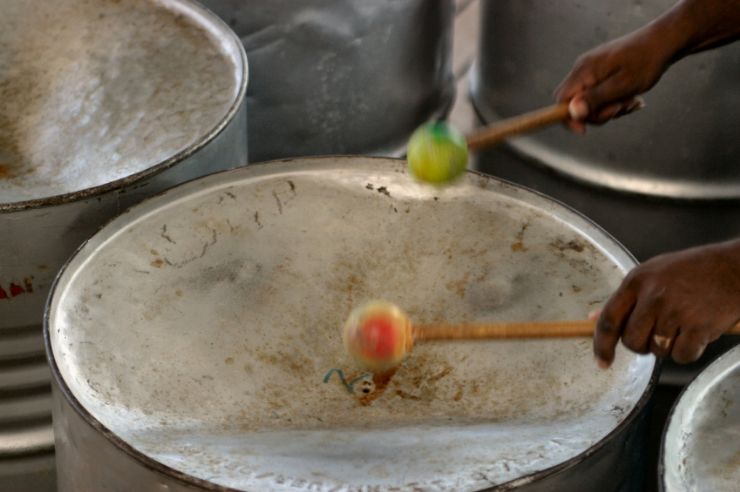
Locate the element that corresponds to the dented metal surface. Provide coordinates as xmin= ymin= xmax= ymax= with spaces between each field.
xmin=200 ymin=0 xmax=455 ymax=162
xmin=0 ymin=1 xmax=248 ymax=488
xmin=661 ymin=345 xmax=740 ymax=491
xmin=47 ymin=157 xmax=656 ymax=491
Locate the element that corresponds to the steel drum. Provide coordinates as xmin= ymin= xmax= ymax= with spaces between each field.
xmin=470 ymin=0 xmax=740 ymax=385
xmin=47 ymin=157 xmax=656 ymax=491
xmin=661 ymin=344 xmax=739 ymax=491
xmin=0 ymin=0 xmax=247 ymax=489
xmin=470 ymin=0 xmax=740 ymax=260
xmin=200 ymin=0 xmax=455 ymax=162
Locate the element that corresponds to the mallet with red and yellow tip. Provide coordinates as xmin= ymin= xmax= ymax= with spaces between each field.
xmin=342 ymin=300 xmax=740 ymax=372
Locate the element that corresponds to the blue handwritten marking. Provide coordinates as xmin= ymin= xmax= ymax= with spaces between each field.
xmin=323 ymin=368 xmax=371 ymax=393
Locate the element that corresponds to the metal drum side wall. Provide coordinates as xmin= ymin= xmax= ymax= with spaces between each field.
xmin=0 ymin=1 xmax=248 ymax=487
xmin=52 ymin=385 xmax=202 ymax=492
xmin=201 ymin=0 xmax=456 ymax=162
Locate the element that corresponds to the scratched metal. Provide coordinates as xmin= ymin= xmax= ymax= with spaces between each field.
xmin=200 ymin=0 xmax=455 ymax=162
xmin=661 ymin=344 xmax=740 ymax=491
xmin=0 ymin=1 xmax=247 ymax=489
xmin=0 ymin=0 xmax=244 ymax=203
xmin=47 ymin=157 xmax=656 ymax=491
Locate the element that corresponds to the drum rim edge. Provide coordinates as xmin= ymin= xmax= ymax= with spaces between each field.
xmin=0 ymin=0 xmax=249 ymax=214
xmin=43 ymin=156 xmax=660 ymax=491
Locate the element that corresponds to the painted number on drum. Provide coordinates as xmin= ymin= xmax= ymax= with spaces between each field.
xmin=0 ymin=277 xmax=33 ymax=300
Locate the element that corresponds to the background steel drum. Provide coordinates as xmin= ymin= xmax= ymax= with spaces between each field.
xmin=470 ymin=0 xmax=740 ymax=259
xmin=47 ymin=157 xmax=656 ymax=491
xmin=661 ymin=345 xmax=739 ymax=491
xmin=469 ymin=0 xmax=740 ymax=386
xmin=200 ymin=0 xmax=455 ymax=162
xmin=0 ymin=0 xmax=248 ymax=489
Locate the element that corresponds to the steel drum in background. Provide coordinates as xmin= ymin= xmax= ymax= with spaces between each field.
xmin=470 ymin=0 xmax=740 ymax=385
xmin=0 ymin=0 xmax=248 ymax=489
xmin=470 ymin=0 xmax=740 ymax=259
xmin=661 ymin=345 xmax=739 ymax=491
xmin=47 ymin=157 xmax=656 ymax=491
xmin=200 ymin=0 xmax=455 ymax=162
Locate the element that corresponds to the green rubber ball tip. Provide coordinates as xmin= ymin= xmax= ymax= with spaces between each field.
xmin=407 ymin=122 xmax=469 ymax=184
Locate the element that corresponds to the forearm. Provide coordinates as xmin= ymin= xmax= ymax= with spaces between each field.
xmin=650 ymin=0 xmax=740 ymax=62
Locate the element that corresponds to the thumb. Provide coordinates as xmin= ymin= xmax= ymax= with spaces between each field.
xmin=568 ymin=96 xmax=590 ymax=121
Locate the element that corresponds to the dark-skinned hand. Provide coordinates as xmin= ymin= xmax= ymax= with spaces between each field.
xmin=594 ymin=239 xmax=740 ymax=368
xmin=554 ymin=26 xmax=674 ymax=133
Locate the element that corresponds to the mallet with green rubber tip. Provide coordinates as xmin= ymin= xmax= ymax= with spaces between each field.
xmin=407 ymin=102 xmax=574 ymax=184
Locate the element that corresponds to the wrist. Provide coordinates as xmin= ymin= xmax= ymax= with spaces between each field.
xmin=640 ymin=9 xmax=696 ymax=67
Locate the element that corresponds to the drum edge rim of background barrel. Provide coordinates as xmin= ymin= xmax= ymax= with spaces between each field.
xmin=467 ymin=64 xmax=740 ymax=202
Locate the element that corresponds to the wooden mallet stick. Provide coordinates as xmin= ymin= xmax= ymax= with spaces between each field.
xmin=343 ymin=301 xmax=740 ymax=371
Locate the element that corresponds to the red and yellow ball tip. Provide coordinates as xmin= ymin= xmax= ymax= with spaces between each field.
xmin=342 ymin=300 xmax=413 ymax=372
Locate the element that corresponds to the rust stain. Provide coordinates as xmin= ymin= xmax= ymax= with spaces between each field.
xmin=150 ymin=258 xmax=165 ymax=268
xmin=0 ymin=164 xmax=13 ymax=179
xmin=445 ymin=272 xmax=470 ymax=298
xmin=395 ymin=389 xmax=422 ymax=401
xmin=224 ymin=357 xmax=234 ymax=365
xmin=510 ymin=241 xmax=526 ymax=252
xmin=550 ymin=238 xmax=586 ymax=253
xmin=359 ymin=368 xmax=398 ymax=406
xmin=453 ymin=385 xmax=464 ymax=401
xmin=511 ymin=221 xmax=530 ymax=252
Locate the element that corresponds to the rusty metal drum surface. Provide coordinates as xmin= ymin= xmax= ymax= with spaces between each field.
xmin=0 ymin=0 xmax=248 ymax=488
xmin=661 ymin=345 xmax=740 ymax=491
xmin=199 ymin=0 xmax=455 ymax=162
xmin=47 ymin=157 xmax=656 ymax=491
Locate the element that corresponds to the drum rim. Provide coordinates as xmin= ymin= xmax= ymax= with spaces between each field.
xmin=0 ymin=0 xmax=248 ymax=214
xmin=658 ymin=343 xmax=740 ymax=491
xmin=44 ymin=156 xmax=660 ymax=491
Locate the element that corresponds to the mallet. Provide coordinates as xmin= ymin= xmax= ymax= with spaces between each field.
xmin=342 ymin=300 xmax=740 ymax=371
xmin=406 ymin=102 xmax=572 ymax=184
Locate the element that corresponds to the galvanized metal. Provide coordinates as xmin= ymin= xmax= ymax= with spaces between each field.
xmin=661 ymin=344 xmax=740 ymax=491
xmin=200 ymin=0 xmax=456 ymax=162
xmin=47 ymin=156 xmax=657 ymax=491
xmin=470 ymin=0 xmax=740 ymax=261
xmin=471 ymin=0 xmax=740 ymax=200
xmin=0 ymin=0 xmax=249 ymax=489
xmin=470 ymin=0 xmax=740 ymax=382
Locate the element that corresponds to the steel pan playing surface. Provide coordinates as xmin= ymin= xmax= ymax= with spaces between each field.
xmin=47 ymin=157 xmax=655 ymax=491
xmin=661 ymin=344 xmax=739 ymax=491
xmin=0 ymin=0 xmax=243 ymax=204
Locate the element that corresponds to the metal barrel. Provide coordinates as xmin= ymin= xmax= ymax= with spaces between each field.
xmin=200 ymin=0 xmax=456 ymax=162
xmin=660 ymin=345 xmax=739 ymax=491
xmin=470 ymin=0 xmax=740 ymax=259
xmin=47 ymin=156 xmax=656 ymax=491
xmin=0 ymin=1 xmax=248 ymax=489
xmin=470 ymin=0 xmax=740 ymax=386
